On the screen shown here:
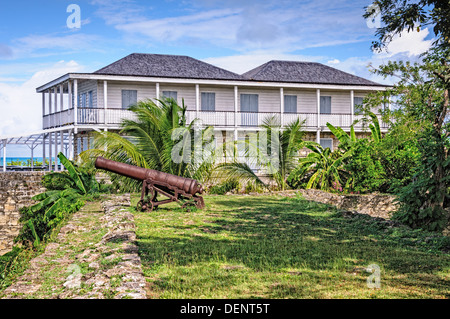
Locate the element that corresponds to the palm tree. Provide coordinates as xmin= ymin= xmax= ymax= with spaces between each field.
xmin=213 ymin=116 xmax=307 ymax=191
xmin=288 ymin=143 xmax=350 ymax=191
xmin=80 ymin=98 xmax=216 ymax=190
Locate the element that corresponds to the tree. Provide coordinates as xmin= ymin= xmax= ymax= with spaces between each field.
xmin=364 ymin=0 xmax=450 ymax=231
xmin=364 ymin=0 xmax=450 ymax=53
xmin=214 ymin=117 xmax=307 ymax=191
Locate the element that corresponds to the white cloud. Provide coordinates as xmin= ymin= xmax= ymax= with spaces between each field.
xmin=321 ymin=28 xmax=434 ymax=86
xmin=111 ymin=1 xmax=374 ymax=53
xmin=116 ymin=8 xmax=241 ymax=46
xmin=379 ymin=28 xmax=433 ymax=58
xmin=11 ymin=33 xmax=101 ymax=58
xmin=0 ymin=61 xmax=84 ymax=137
xmin=327 ymin=59 xmax=340 ymax=64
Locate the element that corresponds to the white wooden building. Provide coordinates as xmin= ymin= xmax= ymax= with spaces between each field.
xmin=1 ymin=53 xmax=389 ymax=171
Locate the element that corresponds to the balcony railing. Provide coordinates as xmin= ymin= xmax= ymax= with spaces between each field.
xmin=43 ymin=108 xmax=137 ymax=129
xmin=186 ymin=111 xmax=388 ymax=129
xmin=43 ymin=108 xmax=388 ymax=130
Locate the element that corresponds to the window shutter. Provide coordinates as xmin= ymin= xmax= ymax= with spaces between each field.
xmin=122 ymin=90 xmax=137 ymax=109
xmin=162 ymin=91 xmax=177 ymax=100
xmin=284 ymin=95 xmax=297 ymax=113
xmin=201 ymin=92 xmax=215 ymax=111
xmin=88 ymin=91 xmax=93 ymax=108
xmin=353 ymin=97 xmax=364 ymax=114
xmin=240 ymin=94 xmax=258 ymax=112
xmin=320 ymin=96 xmax=331 ymax=114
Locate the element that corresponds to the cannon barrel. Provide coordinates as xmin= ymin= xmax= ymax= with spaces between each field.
xmin=95 ymin=156 xmax=204 ymax=196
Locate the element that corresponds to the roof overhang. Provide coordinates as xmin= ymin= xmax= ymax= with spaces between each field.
xmin=36 ymin=73 xmax=390 ymax=93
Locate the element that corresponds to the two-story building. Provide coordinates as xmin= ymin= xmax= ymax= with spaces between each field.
xmin=1 ymin=53 xmax=389 ymax=171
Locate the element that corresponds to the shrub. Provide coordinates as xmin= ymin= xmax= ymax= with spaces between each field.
xmin=209 ymin=179 xmax=240 ymax=195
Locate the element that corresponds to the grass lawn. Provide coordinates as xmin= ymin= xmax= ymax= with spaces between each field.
xmin=131 ymin=193 xmax=450 ymax=299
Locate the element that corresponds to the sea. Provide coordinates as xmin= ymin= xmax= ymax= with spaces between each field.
xmin=3 ymin=157 xmax=60 ymax=166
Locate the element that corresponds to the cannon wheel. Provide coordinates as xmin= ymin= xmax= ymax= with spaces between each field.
xmin=136 ymin=200 xmax=154 ymax=212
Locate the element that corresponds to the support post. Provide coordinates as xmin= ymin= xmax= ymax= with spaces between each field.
xmin=68 ymin=129 xmax=73 ymax=161
xmin=48 ymin=132 xmax=53 ymax=172
xmin=74 ymin=79 xmax=78 ymax=126
xmin=104 ymin=80 xmax=108 ymax=125
xmin=48 ymin=89 xmax=52 ymax=114
xmin=60 ymin=130 xmax=64 ymax=170
xmin=54 ymin=87 xmax=58 ymax=113
xmin=234 ymin=86 xmax=238 ymax=131
xmin=156 ymin=83 xmax=160 ymax=106
xmin=280 ymin=88 xmax=284 ymax=127
xmin=43 ymin=134 xmax=46 ymax=170
xmin=350 ymin=90 xmax=354 ymax=126
xmin=54 ymin=131 xmax=58 ymax=171
xmin=2 ymin=140 xmax=6 ymax=172
xmin=195 ymin=84 xmax=200 ymax=118
xmin=316 ymin=88 xmax=321 ymax=144
xmin=30 ymin=144 xmax=35 ymax=171
xmin=59 ymin=84 xmax=64 ymax=126
xmin=42 ymin=92 xmax=46 ymax=128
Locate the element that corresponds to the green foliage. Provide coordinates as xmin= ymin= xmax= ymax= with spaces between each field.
xmin=326 ymin=122 xmax=357 ymax=151
xmin=363 ymin=0 xmax=450 ymax=53
xmin=288 ymin=143 xmax=349 ymax=191
xmin=16 ymin=197 xmax=84 ymax=246
xmin=208 ymin=178 xmax=240 ymax=195
xmin=15 ymin=152 xmax=102 ymax=246
xmin=394 ymin=128 xmax=450 ymax=231
xmin=214 ymin=117 xmax=306 ymax=191
xmin=343 ymin=138 xmax=386 ymax=193
xmin=0 ymin=247 xmax=35 ymax=291
xmin=363 ymin=57 xmax=449 ymax=230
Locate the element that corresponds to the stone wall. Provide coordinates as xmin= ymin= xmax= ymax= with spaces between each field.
xmin=0 ymin=172 xmax=46 ymax=255
xmin=298 ymin=189 xmax=398 ymax=219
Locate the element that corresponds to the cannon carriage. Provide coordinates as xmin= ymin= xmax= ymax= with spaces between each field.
xmin=95 ymin=157 xmax=205 ymax=211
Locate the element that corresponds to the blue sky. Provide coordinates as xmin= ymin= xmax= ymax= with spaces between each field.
xmin=0 ymin=0 xmax=435 ymax=156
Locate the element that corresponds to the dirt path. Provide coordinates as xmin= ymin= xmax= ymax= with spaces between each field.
xmin=0 ymin=194 xmax=147 ymax=299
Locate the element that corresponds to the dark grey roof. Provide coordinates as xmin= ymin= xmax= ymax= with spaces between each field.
xmin=94 ymin=53 xmax=245 ymax=81
xmin=242 ymin=60 xmax=385 ymax=86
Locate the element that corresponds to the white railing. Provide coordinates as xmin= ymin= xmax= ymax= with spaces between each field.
xmin=42 ymin=108 xmax=388 ymax=130
xmin=43 ymin=108 xmax=138 ymax=128
xmin=43 ymin=109 xmax=75 ymax=129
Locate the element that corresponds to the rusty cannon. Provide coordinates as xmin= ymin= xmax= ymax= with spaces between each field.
xmin=95 ymin=156 xmax=205 ymax=212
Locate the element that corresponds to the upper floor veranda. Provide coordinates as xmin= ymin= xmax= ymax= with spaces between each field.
xmin=37 ymin=73 xmax=390 ymax=133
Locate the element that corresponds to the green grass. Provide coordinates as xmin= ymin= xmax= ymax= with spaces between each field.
xmin=133 ymin=194 xmax=450 ymax=299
